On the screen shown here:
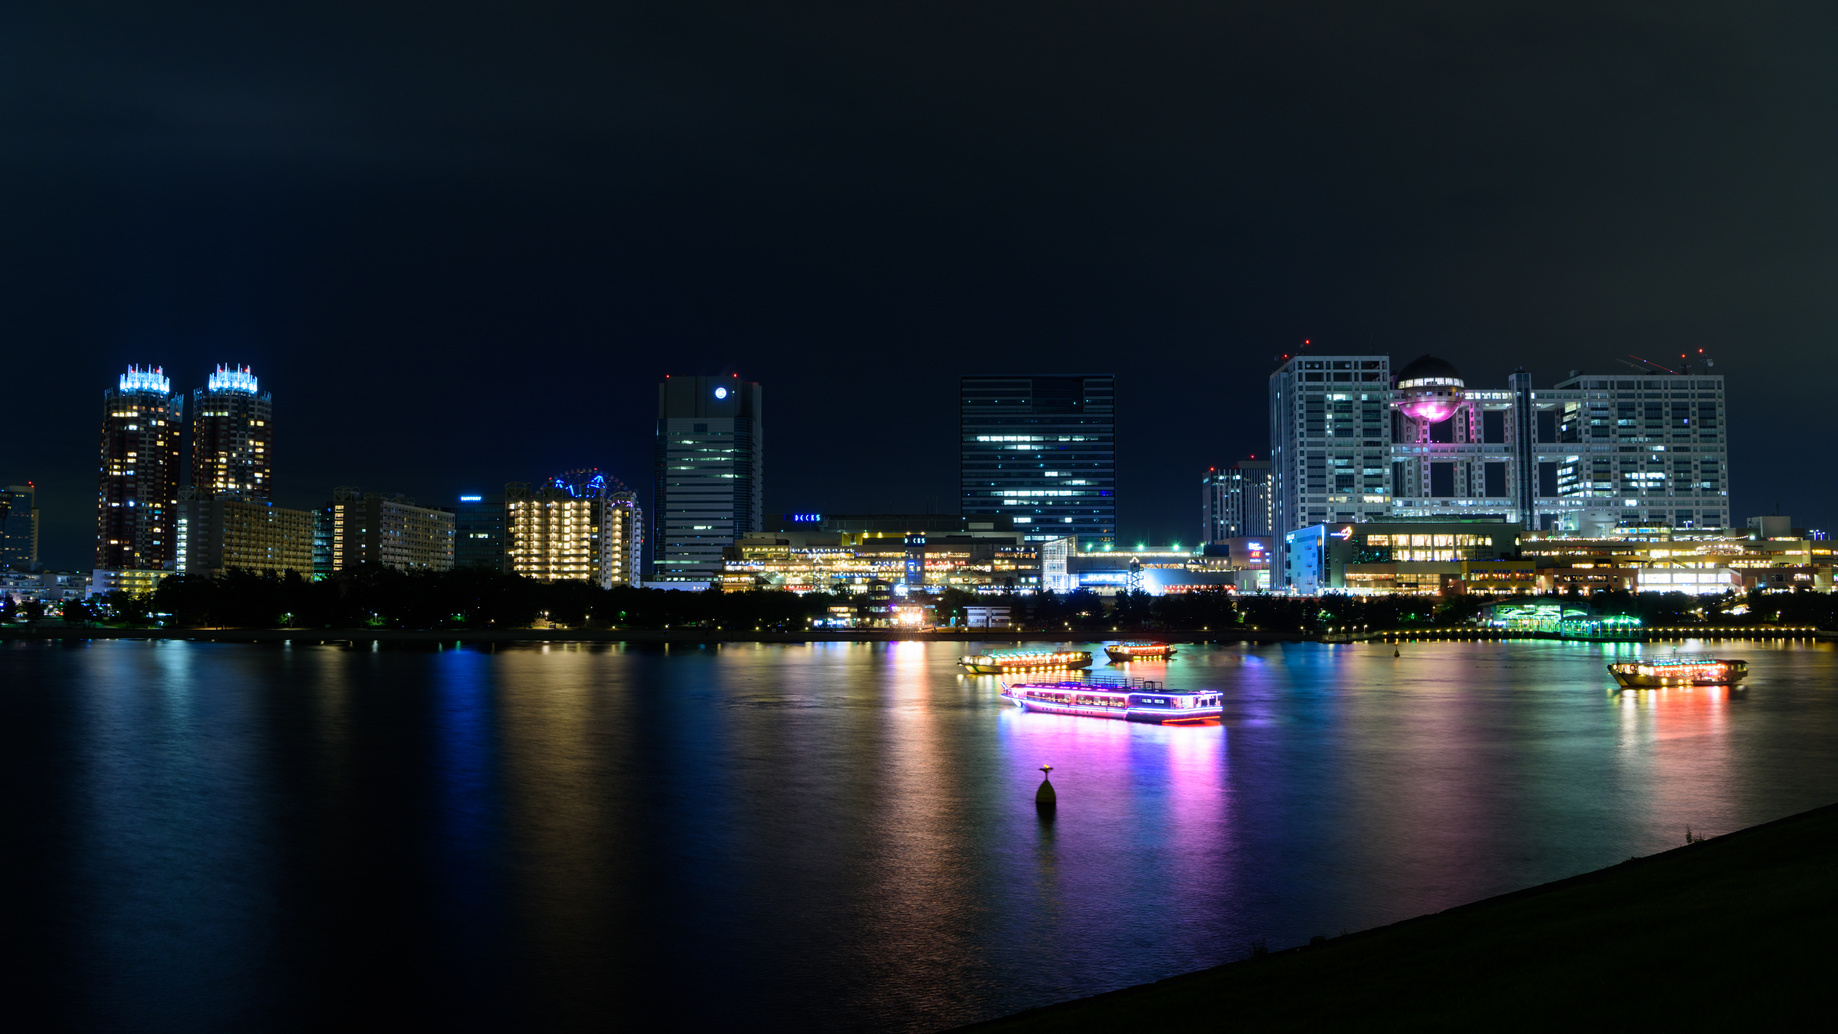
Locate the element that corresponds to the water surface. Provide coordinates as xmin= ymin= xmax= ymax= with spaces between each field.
xmin=6 ymin=638 xmax=1836 ymax=1031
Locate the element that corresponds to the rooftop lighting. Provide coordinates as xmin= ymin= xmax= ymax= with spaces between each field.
xmin=119 ymin=365 xmax=170 ymax=394
xmin=207 ymin=364 xmax=260 ymax=394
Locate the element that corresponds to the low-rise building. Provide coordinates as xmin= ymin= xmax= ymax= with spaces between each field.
xmin=88 ymin=568 xmax=173 ymax=597
xmin=1285 ymin=517 xmax=1524 ymax=595
xmin=723 ymin=515 xmax=1041 ymax=593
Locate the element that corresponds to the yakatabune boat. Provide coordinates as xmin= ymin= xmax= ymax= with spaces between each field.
xmin=1608 ymin=657 xmax=1749 ymax=689
xmin=958 ymin=650 xmax=1093 ymax=675
xmin=1103 ymin=641 xmax=1177 ymax=663
xmin=1002 ymin=677 xmax=1222 ymax=724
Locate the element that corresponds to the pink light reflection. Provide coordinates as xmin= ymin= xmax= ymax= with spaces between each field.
xmin=1399 ymin=398 xmax=1460 ymax=423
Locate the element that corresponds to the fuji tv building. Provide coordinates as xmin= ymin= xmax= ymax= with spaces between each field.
xmin=1268 ymin=353 xmax=1732 ymax=585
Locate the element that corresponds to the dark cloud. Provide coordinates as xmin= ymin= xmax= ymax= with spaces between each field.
xmin=2 ymin=2 xmax=1835 ymax=566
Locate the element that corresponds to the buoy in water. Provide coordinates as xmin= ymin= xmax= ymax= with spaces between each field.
xmin=1036 ymin=764 xmax=1057 ymax=811
xmin=1394 ymin=647 xmax=1401 ymax=657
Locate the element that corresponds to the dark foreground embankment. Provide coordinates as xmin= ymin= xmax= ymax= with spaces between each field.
xmin=964 ymin=802 xmax=1838 ymax=1031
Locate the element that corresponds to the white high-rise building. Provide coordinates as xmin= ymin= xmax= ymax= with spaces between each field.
xmin=1268 ymin=355 xmax=1396 ymax=578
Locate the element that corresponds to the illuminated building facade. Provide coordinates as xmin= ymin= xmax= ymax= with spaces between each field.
xmin=191 ymin=364 xmax=272 ymax=501
xmin=2 ymin=483 xmax=40 ymax=570
xmin=173 ymin=488 xmax=314 ymax=576
xmin=1202 ymin=459 xmax=1271 ymax=542
xmin=454 ymin=493 xmax=507 ymax=571
xmin=97 ymin=366 xmax=184 ymax=571
xmin=1270 ymin=353 xmax=1733 ymax=588
xmin=89 ymin=568 xmax=171 ymax=597
xmin=961 ymin=375 xmax=1116 ymax=546
xmin=1065 ymin=544 xmax=1248 ymax=595
xmin=1387 ymin=358 xmax=1731 ymax=535
xmin=507 ymin=471 xmax=642 ymax=589
xmin=323 ymin=487 xmax=455 ymax=572
xmin=653 ymin=375 xmax=763 ymax=586
xmin=1284 ymin=518 xmax=1524 ymax=595
xmin=721 ymin=515 xmax=1040 ymax=594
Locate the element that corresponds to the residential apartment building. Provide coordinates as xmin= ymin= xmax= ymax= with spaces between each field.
xmin=321 ymin=488 xmax=455 ymax=573
xmin=96 ymin=366 xmax=183 ymax=571
xmin=508 ymin=471 xmax=642 ymax=589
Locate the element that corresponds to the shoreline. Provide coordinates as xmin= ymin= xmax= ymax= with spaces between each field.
xmin=960 ymin=800 xmax=1838 ymax=1030
xmin=0 ymin=626 xmax=1309 ymax=645
xmin=2 ymin=626 xmax=1829 ymax=646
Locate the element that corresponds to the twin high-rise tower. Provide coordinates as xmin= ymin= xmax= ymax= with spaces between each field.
xmin=96 ymin=364 xmax=276 ymax=573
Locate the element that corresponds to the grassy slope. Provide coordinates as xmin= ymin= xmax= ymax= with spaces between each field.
xmin=966 ymin=803 xmax=1838 ymax=1031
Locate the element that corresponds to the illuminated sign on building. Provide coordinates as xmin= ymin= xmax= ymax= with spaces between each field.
xmin=459 ymin=495 xmax=483 ymax=503
xmin=785 ymin=513 xmax=822 ymax=523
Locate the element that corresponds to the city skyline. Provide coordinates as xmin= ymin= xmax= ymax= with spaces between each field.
xmin=5 ymin=6 xmax=1834 ymax=570
xmin=0 ymin=350 xmax=1779 ymax=573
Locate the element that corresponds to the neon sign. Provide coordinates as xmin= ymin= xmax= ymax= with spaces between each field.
xmin=1332 ymin=526 xmax=1354 ymax=540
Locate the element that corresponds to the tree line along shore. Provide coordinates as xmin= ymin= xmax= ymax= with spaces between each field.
xmin=7 ymin=566 xmax=1838 ymax=635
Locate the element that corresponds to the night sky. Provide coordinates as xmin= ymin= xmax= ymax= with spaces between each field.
xmin=4 ymin=3 xmax=1834 ymax=569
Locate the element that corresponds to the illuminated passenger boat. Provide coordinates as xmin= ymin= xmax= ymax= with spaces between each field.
xmin=1103 ymin=641 xmax=1177 ymax=663
xmin=1002 ymin=678 xmax=1222 ymax=724
xmin=1607 ymin=657 xmax=1748 ymax=689
xmin=958 ymin=650 xmax=1093 ymax=675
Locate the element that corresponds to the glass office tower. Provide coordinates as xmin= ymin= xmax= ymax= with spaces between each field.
xmin=960 ymin=375 xmax=1116 ymax=546
xmin=653 ymin=376 xmax=763 ymax=585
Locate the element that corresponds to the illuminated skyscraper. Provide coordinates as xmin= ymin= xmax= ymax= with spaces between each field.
xmin=191 ymin=364 xmax=272 ymax=500
xmin=508 ymin=470 xmax=643 ymax=588
xmin=96 ymin=366 xmax=184 ymax=571
xmin=960 ymin=375 xmax=1116 ymax=545
xmin=2 ymin=482 xmax=41 ymax=571
xmin=653 ymin=376 xmax=763 ymax=585
xmin=1202 ymin=459 xmax=1271 ymax=542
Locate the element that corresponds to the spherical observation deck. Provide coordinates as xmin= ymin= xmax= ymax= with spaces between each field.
xmin=1393 ymin=354 xmax=1464 ymax=423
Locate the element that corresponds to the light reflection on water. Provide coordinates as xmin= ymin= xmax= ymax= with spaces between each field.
xmin=5 ymin=638 xmax=1838 ymax=1031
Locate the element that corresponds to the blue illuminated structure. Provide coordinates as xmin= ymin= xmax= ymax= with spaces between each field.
xmin=206 ymin=364 xmax=260 ymax=394
xmin=119 ymin=365 xmax=171 ymax=394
